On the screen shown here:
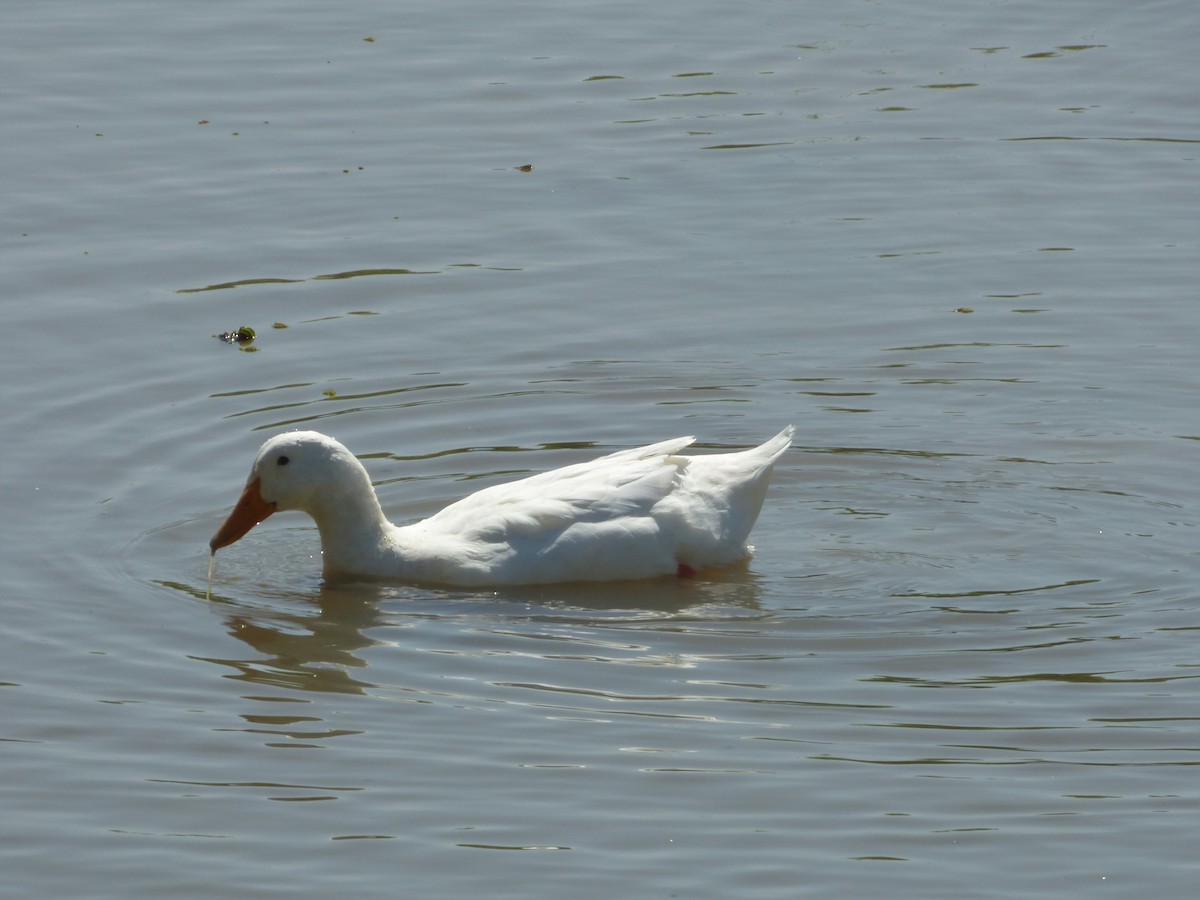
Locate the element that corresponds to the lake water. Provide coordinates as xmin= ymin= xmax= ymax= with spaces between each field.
xmin=3 ymin=0 xmax=1197 ymax=896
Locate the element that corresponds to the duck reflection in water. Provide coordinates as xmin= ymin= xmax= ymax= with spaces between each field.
xmin=199 ymin=568 xmax=768 ymax=699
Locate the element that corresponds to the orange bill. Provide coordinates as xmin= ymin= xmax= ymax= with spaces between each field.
xmin=209 ymin=477 xmax=277 ymax=553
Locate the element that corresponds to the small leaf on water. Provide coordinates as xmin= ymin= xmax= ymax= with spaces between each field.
xmin=215 ymin=325 xmax=257 ymax=343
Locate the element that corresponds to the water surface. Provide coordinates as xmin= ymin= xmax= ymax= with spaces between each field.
xmin=3 ymin=1 xmax=1197 ymax=897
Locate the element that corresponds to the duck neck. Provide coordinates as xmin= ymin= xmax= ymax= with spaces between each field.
xmin=309 ymin=467 xmax=395 ymax=576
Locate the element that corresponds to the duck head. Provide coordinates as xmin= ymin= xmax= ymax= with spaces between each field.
xmin=208 ymin=431 xmax=367 ymax=554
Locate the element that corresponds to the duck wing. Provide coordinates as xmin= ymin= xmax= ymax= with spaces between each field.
xmin=414 ymin=435 xmax=697 ymax=543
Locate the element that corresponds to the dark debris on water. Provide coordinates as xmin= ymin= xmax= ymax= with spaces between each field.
xmin=215 ymin=325 xmax=256 ymax=344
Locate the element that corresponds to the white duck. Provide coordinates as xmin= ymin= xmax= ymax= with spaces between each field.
xmin=210 ymin=427 xmax=793 ymax=586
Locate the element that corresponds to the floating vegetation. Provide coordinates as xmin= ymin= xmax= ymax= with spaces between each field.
xmin=216 ymin=325 xmax=256 ymax=344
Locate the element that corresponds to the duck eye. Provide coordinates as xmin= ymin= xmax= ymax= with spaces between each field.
xmin=277 ymin=455 xmax=290 ymax=466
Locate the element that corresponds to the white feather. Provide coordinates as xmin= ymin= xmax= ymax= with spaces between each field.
xmin=211 ymin=427 xmax=794 ymax=586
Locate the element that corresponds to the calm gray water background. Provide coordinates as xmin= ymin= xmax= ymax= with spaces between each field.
xmin=3 ymin=1 xmax=1197 ymax=897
